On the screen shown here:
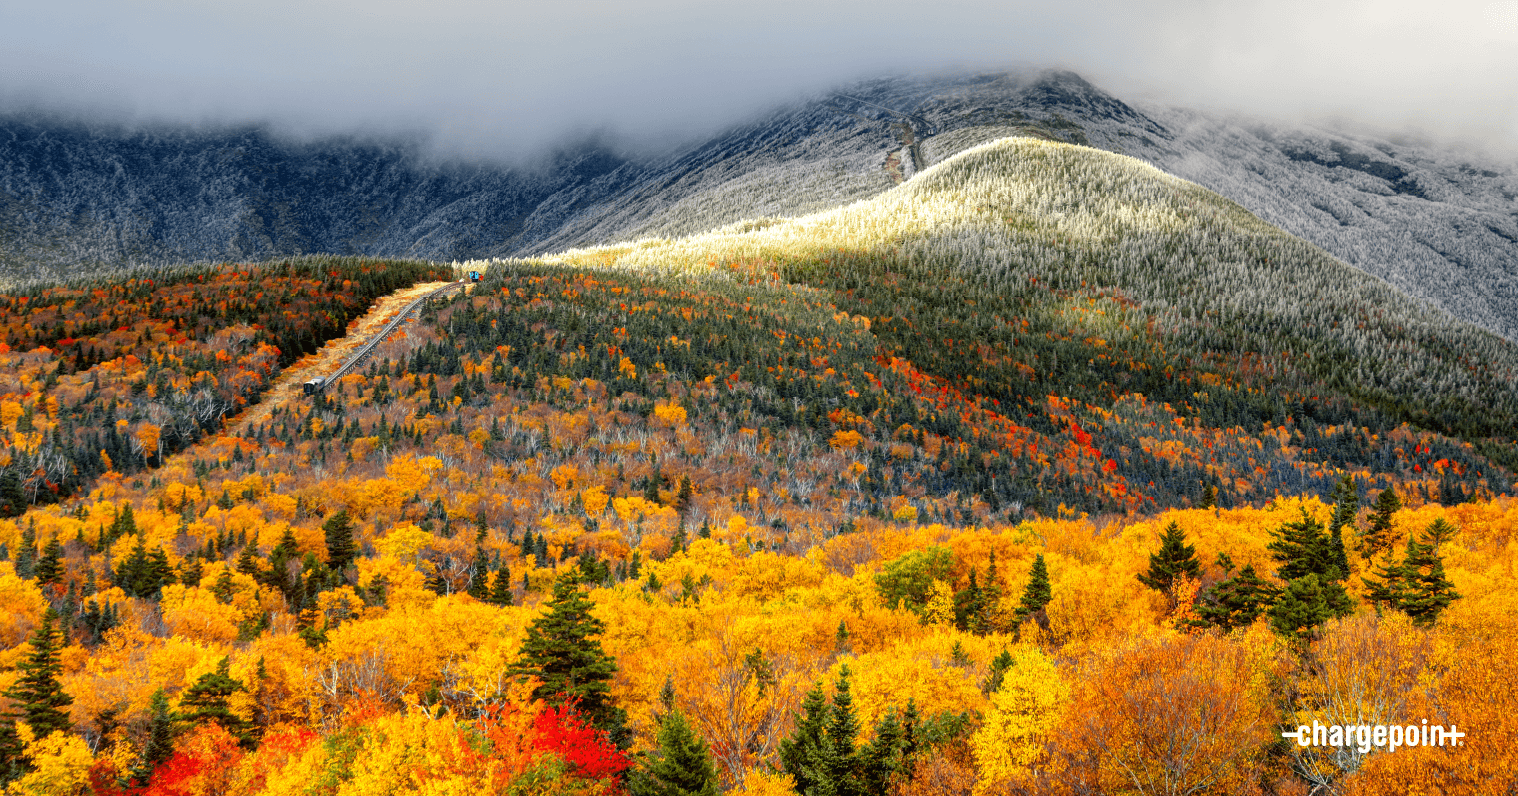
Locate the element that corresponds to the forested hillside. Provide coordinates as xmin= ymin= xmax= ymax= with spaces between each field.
xmin=0 ymin=137 xmax=1514 ymax=795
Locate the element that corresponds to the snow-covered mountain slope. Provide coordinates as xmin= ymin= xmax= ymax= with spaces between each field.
xmin=1 ymin=69 xmax=1513 ymax=342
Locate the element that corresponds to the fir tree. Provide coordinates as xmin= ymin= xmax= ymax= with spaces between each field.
xmin=1194 ymin=564 xmax=1278 ymax=631
xmin=1269 ymin=574 xmax=1346 ymax=643
xmin=0 ymin=471 xmax=25 ymax=518
xmin=1361 ymin=548 xmax=1409 ymax=613
xmin=983 ymin=648 xmax=1015 ymax=695
xmin=322 ymin=509 xmax=356 ymax=573
xmin=1014 ymin=554 xmax=1052 ymax=629
xmin=673 ymin=476 xmax=693 ymax=516
xmin=1400 ymin=531 xmax=1461 ymax=626
xmin=489 ymin=565 xmax=514 ymax=606
xmin=3 ymin=610 xmax=73 ymax=738
xmin=134 ymin=689 xmax=178 ymax=784
xmin=1137 ymin=521 xmax=1202 ymax=599
xmin=1268 ymin=509 xmax=1345 ymax=582
xmin=508 ymin=572 xmax=627 ymax=746
xmin=179 ymin=657 xmax=254 ymax=747
xmin=467 ymin=547 xmax=490 ymax=600
xmin=33 ymin=536 xmax=63 ymax=586
xmin=1326 ymin=474 xmax=1357 ymax=577
xmin=628 ymin=708 xmax=720 ymax=796
xmin=1359 ymin=488 xmax=1402 ymax=558
xmin=14 ymin=523 xmax=35 ymax=579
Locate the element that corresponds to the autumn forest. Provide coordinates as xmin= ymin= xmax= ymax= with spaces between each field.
xmin=2 ymin=138 xmax=1518 ymax=796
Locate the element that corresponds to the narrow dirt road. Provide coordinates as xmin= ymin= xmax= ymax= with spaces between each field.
xmin=228 ymin=280 xmax=457 ymax=431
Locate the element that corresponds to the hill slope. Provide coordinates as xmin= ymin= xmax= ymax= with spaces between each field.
xmin=4 ymin=70 xmax=1513 ymax=347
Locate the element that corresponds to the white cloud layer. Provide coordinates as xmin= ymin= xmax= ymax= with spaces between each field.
xmin=2 ymin=0 xmax=1515 ymax=160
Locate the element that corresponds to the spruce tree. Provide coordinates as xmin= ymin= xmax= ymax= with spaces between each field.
xmin=135 ymin=689 xmax=178 ymax=784
xmin=1014 ymin=554 xmax=1052 ymax=629
xmin=1137 ymin=521 xmax=1201 ymax=597
xmin=179 ymin=657 xmax=254 ymax=747
xmin=1326 ymin=474 xmax=1357 ymax=577
xmin=467 ymin=547 xmax=490 ymax=600
xmin=1359 ymin=488 xmax=1401 ymax=558
xmin=779 ymin=682 xmax=828 ymax=795
xmin=1194 ymin=564 xmax=1278 ymax=631
xmin=1400 ymin=531 xmax=1461 ymax=626
xmin=1361 ymin=548 xmax=1409 ymax=613
xmin=489 ymin=565 xmax=514 ymax=606
xmin=1267 ymin=509 xmax=1344 ymax=581
xmin=1269 ymin=574 xmax=1342 ymax=643
xmin=673 ymin=476 xmax=693 ymax=517
xmin=33 ymin=536 xmax=63 ymax=586
xmin=508 ymin=572 xmax=627 ymax=746
xmin=323 ymin=509 xmax=356 ymax=573
xmin=15 ymin=523 xmax=36 ymax=579
xmin=3 ymin=610 xmax=73 ymax=738
xmin=628 ymin=708 xmax=720 ymax=796
xmin=0 ymin=471 xmax=25 ymax=517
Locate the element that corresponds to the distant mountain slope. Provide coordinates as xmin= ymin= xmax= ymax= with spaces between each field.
xmin=2 ymin=69 xmax=1513 ymax=342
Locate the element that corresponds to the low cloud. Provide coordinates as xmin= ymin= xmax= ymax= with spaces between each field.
xmin=2 ymin=0 xmax=1514 ymax=161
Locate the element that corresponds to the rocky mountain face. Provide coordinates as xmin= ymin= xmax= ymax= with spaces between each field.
xmin=2 ymin=69 xmax=1513 ymax=340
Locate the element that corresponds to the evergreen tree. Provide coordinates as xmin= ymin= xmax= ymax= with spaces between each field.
xmin=673 ymin=476 xmax=693 ymax=517
xmin=467 ymin=547 xmax=490 ymax=600
xmin=179 ymin=657 xmax=254 ymax=747
xmin=508 ymin=572 xmax=627 ymax=746
xmin=779 ymin=682 xmax=828 ymax=796
xmin=983 ymin=648 xmax=1015 ymax=695
xmin=1194 ymin=564 xmax=1278 ymax=631
xmin=1361 ymin=548 xmax=1409 ymax=613
xmin=1326 ymin=474 xmax=1357 ymax=577
xmin=14 ymin=523 xmax=35 ymax=579
xmin=3 ymin=610 xmax=73 ymax=738
xmin=134 ymin=689 xmax=178 ymax=784
xmin=1400 ymin=531 xmax=1461 ymax=626
xmin=1267 ymin=509 xmax=1345 ymax=582
xmin=235 ymin=543 xmax=262 ymax=578
xmin=322 ymin=509 xmax=356 ymax=573
xmin=1359 ymin=488 xmax=1401 ymax=558
xmin=1269 ymin=574 xmax=1346 ymax=643
xmin=488 ymin=565 xmax=514 ymax=606
xmin=0 ymin=471 xmax=25 ymax=517
xmin=1014 ymin=554 xmax=1052 ymax=629
xmin=1198 ymin=482 xmax=1217 ymax=509
xmin=1137 ymin=521 xmax=1202 ymax=599
xmin=33 ymin=536 xmax=63 ymax=586
xmin=178 ymin=554 xmax=204 ymax=588
xmin=628 ymin=708 xmax=720 ymax=796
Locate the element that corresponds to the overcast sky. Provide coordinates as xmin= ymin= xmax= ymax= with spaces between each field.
xmin=3 ymin=0 xmax=1516 ymax=162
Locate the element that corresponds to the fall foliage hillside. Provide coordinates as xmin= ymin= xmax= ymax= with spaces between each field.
xmin=0 ymin=137 xmax=1515 ymax=795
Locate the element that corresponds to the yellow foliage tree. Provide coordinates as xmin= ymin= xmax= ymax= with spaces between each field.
xmin=971 ymin=647 xmax=1070 ymax=792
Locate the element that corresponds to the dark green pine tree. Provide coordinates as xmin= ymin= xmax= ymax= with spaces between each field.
xmin=33 ymin=536 xmax=63 ymax=587
xmin=178 ymin=554 xmax=204 ymax=588
xmin=673 ymin=476 xmax=694 ymax=517
xmin=4 ymin=610 xmax=73 ymax=738
xmin=1268 ymin=574 xmax=1342 ymax=643
xmin=467 ymin=547 xmax=490 ymax=600
xmin=0 ymin=471 xmax=25 ymax=517
xmin=1359 ymin=488 xmax=1402 ymax=558
xmin=983 ymin=648 xmax=1016 ymax=695
xmin=1361 ymin=548 xmax=1409 ymax=614
xmin=1400 ymin=532 xmax=1461 ymax=627
xmin=15 ymin=523 xmax=36 ymax=579
xmin=488 ymin=565 xmax=514 ymax=606
xmin=323 ymin=509 xmax=356 ymax=573
xmin=508 ymin=572 xmax=627 ymax=747
xmin=235 ymin=542 xmax=262 ymax=579
xmin=821 ymin=665 xmax=863 ymax=796
xmin=1137 ymin=521 xmax=1202 ymax=601
xmin=1014 ymin=554 xmax=1053 ymax=629
xmin=1194 ymin=564 xmax=1279 ymax=632
xmin=179 ymin=657 xmax=254 ymax=747
xmin=134 ymin=689 xmax=179 ymax=784
xmin=779 ymin=682 xmax=829 ymax=796
xmin=1326 ymin=474 xmax=1357 ymax=578
xmin=1267 ymin=509 xmax=1345 ymax=582
xmin=628 ymin=708 xmax=720 ymax=796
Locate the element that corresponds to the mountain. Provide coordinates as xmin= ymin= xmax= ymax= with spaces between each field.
xmin=3 ymin=70 xmax=1513 ymax=344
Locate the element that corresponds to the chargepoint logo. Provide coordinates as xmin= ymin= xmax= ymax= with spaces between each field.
xmin=1282 ymin=721 xmax=1465 ymax=754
